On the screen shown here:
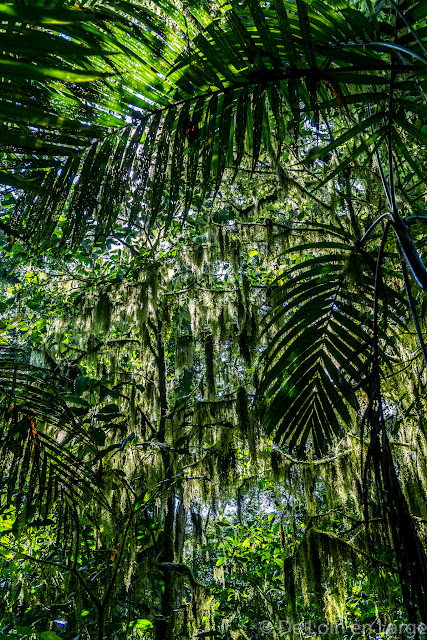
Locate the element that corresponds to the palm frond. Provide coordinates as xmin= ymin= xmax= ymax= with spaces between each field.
xmin=2 ymin=0 xmax=427 ymax=248
xmin=0 ymin=347 xmax=108 ymax=523
xmin=259 ymin=228 xmax=405 ymax=456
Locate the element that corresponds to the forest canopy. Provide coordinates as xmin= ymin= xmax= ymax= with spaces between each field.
xmin=2 ymin=0 xmax=427 ymax=638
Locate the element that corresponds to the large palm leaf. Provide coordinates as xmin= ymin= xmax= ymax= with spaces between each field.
xmin=2 ymin=0 xmax=427 ymax=247
xmin=259 ymin=223 xmax=406 ymax=455
xmin=0 ymin=0 xmax=203 ymax=243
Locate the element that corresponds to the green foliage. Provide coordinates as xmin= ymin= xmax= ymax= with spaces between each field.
xmin=2 ymin=0 xmax=427 ymax=637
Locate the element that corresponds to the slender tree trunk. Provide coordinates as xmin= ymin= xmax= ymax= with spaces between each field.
xmin=97 ymin=604 xmax=104 ymax=640
xmin=155 ymin=490 xmax=177 ymax=640
xmin=152 ymin=317 xmax=178 ymax=640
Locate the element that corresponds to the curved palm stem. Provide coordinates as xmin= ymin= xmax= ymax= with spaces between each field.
xmin=368 ymin=102 xmax=427 ymax=290
xmin=404 ymin=216 xmax=427 ymax=225
xmin=357 ymin=212 xmax=390 ymax=247
xmin=399 ymin=256 xmax=427 ymax=369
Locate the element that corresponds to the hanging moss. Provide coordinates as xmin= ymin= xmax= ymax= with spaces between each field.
xmin=236 ymin=289 xmax=246 ymax=331
xmin=129 ymin=383 xmax=137 ymax=429
xmin=193 ymin=244 xmax=205 ymax=270
xmin=236 ymin=386 xmax=249 ymax=437
xmin=302 ymin=464 xmax=317 ymax=514
xmin=238 ymin=329 xmax=251 ymax=365
xmin=94 ymin=291 xmax=112 ymax=333
xmin=217 ymin=439 xmax=236 ymax=485
xmin=235 ymin=386 xmax=256 ymax=459
xmin=161 ymin=298 xmax=171 ymax=329
xmin=218 ymin=226 xmax=225 ymax=260
xmin=191 ymin=509 xmax=203 ymax=547
xmin=188 ymin=299 xmax=200 ymax=336
xmin=242 ymin=273 xmax=250 ymax=305
xmin=248 ymin=308 xmax=257 ymax=344
xmin=300 ymin=528 xmax=323 ymax=606
xmin=230 ymin=238 xmax=241 ymax=276
xmin=271 ymin=449 xmax=282 ymax=481
xmin=146 ymin=380 xmax=159 ymax=413
xmin=265 ymin=218 xmax=274 ymax=254
xmin=204 ymin=334 xmax=216 ymax=400
xmin=136 ymin=282 xmax=148 ymax=331
xmin=218 ymin=307 xmax=229 ymax=344
xmin=148 ymin=270 xmax=159 ymax=304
